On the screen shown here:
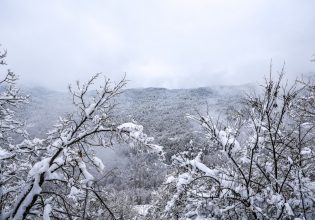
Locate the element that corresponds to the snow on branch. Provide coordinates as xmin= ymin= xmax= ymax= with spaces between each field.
xmin=3 ymin=73 xmax=163 ymax=220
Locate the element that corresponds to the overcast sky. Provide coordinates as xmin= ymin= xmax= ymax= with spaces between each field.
xmin=0 ymin=0 xmax=314 ymax=90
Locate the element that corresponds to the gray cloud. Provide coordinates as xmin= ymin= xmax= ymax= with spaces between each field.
xmin=0 ymin=0 xmax=314 ymax=90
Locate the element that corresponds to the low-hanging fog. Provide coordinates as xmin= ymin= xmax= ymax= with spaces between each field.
xmin=1 ymin=1 xmax=315 ymax=219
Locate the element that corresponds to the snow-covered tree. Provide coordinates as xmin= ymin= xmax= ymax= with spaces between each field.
xmin=0 ymin=62 xmax=162 ymax=219
xmin=0 ymin=47 xmax=28 ymax=218
xmin=151 ymin=72 xmax=315 ymax=219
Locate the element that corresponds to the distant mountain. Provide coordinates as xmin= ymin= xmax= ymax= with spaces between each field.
xmin=19 ymin=84 xmax=255 ymax=143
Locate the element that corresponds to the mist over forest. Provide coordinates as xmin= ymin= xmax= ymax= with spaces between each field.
xmin=1 ymin=1 xmax=315 ymax=219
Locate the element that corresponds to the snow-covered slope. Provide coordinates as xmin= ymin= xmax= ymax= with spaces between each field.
xmin=20 ymin=85 xmax=253 ymax=142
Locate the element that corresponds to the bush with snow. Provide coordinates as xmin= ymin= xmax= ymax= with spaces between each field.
xmin=149 ymin=73 xmax=315 ymax=219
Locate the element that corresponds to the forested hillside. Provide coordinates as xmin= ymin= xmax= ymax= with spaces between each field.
xmin=1 ymin=47 xmax=315 ymax=219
